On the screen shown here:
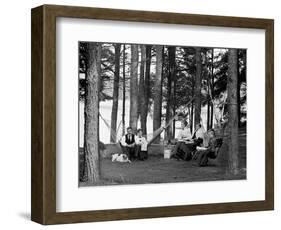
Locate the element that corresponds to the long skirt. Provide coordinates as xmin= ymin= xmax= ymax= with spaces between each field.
xmin=172 ymin=142 xmax=195 ymax=161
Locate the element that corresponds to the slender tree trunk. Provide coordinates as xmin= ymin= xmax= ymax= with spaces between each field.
xmin=143 ymin=45 xmax=152 ymax=135
xmin=207 ymin=53 xmax=211 ymax=130
xmin=165 ymin=63 xmax=171 ymax=140
xmin=210 ymin=99 xmax=214 ymax=129
xmin=129 ymin=44 xmax=139 ymax=132
xmin=190 ymin=100 xmax=194 ymax=133
xmin=207 ymin=100 xmax=210 ymax=130
xmin=210 ymin=48 xmax=214 ymax=129
xmin=194 ymin=47 xmax=202 ymax=127
xmin=137 ymin=47 xmax=141 ymax=120
xmin=122 ymin=44 xmax=126 ymax=135
xmin=110 ymin=44 xmax=121 ymax=143
xmin=237 ymin=50 xmax=241 ymax=127
xmin=153 ymin=45 xmax=163 ymax=143
xmin=172 ymin=55 xmax=177 ymax=138
xmin=139 ymin=45 xmax=147 ymax=134
xmin=84 ymin=43 xmax=101 ymax=183
xmin=188 ymin=106 xmax=191 ymax=125
xmin=165 ymin=46 xmax=176 ymax=140
xmin=189 ymin=75 xmax=195 ymax=133
xmin=227 ymin=48 xmax=239 ymax=175
xmin=161 ymin=47 xmax=165 ymax=131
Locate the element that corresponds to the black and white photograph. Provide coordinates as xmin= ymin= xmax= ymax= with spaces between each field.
xmin=78 ymin=42 xmax=247 ymax=186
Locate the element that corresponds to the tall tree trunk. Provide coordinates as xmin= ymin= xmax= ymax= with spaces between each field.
xmin=129 ymin=44 xmax=139 ymax=132
xmin=210 ymin=97 xmax=214 ymax=129
xmin=207 ymin=100 xmax=210 ymax=130
xmin=139 ymin=45 xmax=147 ymax=134
xmin=84 ymin=43 xmax=101 ymax=183
xmin=172 ymin=52 xmax=177 ymax=138
xmin=227 ymin=48 xmax=239 ymax=175
xmin=207 ymin=53 xmax=211 ymax=130
xmin=165 ymin=46 xmax=176 ymax=140
xmin=194 ymin=47 xmax=202 ymax=127
xmin=161 ymin=47 xmax=165 ymax=133
xmin=110 ymin=44 xmax=121 ymax=143
xmin=237 ymin=49 xmax=241 ymax=127
xmin=122 ymin=44 xmax=126 ymax=135
xmin=143 ymin=45 xmax=152 ymax=135
xmin=183 ymin=47 xmax=194 ymax=133
xmin=190 ymin=99 xmax=194 ymax=133
xmin=165 ymin=63 xmax=171 ymax=140
xmin=210 ymin=48 xmax=214 ymax=129
xmin=153 ymin=45 xmax=163 ymax=143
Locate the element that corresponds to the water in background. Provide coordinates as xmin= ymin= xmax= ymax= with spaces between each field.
xmin=79 ymin=100 xmax=210 ymax=147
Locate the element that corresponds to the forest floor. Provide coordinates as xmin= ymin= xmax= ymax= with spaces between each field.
xmin=80 ymin=126 xmax=247 ymax=186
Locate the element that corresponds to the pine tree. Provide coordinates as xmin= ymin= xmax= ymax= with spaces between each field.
xmin=83 ymin=43 xmax=101 ymax=183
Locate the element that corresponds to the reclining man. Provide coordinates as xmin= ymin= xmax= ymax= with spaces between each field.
xmin=120 ymin=127 xmax=136 ymax=161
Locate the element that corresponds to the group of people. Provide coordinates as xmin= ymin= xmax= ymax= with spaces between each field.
xmin=120 ymin=127 xmax=148 ymax=161
xmin=120 ymin=119 xmax=222 ymax=167
xmin=171 ymin=120 xmax=205 ymax=161
xmin=171 ymin=120 xmax=222 ymax=166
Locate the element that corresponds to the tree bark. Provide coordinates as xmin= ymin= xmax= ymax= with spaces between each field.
xmin=237 ymin=49 xmax=241 ymax=127
xmin=207 ymin=99 xmax=210 ymax=130
xmin=207 ymin=53 xmax=210 ymax=130
xmin=190 ymin=100 xmax=194 ymax=133
xmin=165 ymin=46 xmax=176 ymax=140
xmin=84 ymin=43 xmax=101 ymax=183
xmin=129 ymin=44 xmax=139 ymax=132
xmin=227 ymin=48 xmax=239 ymax=175
xmin=194 ymin=47 xmax=202 ymax=127
xmin=153 ymin=45 xmax=163 ymax=143
xmin=210 ymin=48 xmax=214 ymax=129
xmin=143 ymin=45 xmax=152 ymax=135
xmin=139 ymin=45 xmax=147 ymax=135
xmin=122 ymin=44 xmax=126 ymax=135
xmin=172 ymin=49 xmax=177 ymax=138
xmin=110 ymin=44 xmax=121 ymax=143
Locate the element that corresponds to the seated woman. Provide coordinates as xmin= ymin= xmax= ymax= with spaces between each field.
xmin=135 ymin=129 xmax=148 ymax=160
xmin=191 ymin=123 xmax=205 ymax=146
xmin=171 ymin=120 xmax=193 ymax=161
xmin=192 ymin=129 xmax=222 ymax=167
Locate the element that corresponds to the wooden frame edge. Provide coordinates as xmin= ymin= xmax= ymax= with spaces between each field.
xmin=31 ymin=4 xmax=274 ymax=225
xmin=265 ymin=19 xmax=274 ymax=210
xmin=31 ymin=5 xmax=44 ymax=224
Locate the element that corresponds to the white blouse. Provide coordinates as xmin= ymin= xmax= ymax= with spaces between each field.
xmin=177 ymin=127 xmax=192 ymax=141
xmin=135 ymin=136 xmax=148 ymax=151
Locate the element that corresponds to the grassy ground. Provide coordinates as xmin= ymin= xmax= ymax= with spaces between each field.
xmin=80 ymin=127 xmax=246 ymax=186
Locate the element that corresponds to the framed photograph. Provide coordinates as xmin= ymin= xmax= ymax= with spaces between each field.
xmin=31 ymin=4 xmax=274 ymax=225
